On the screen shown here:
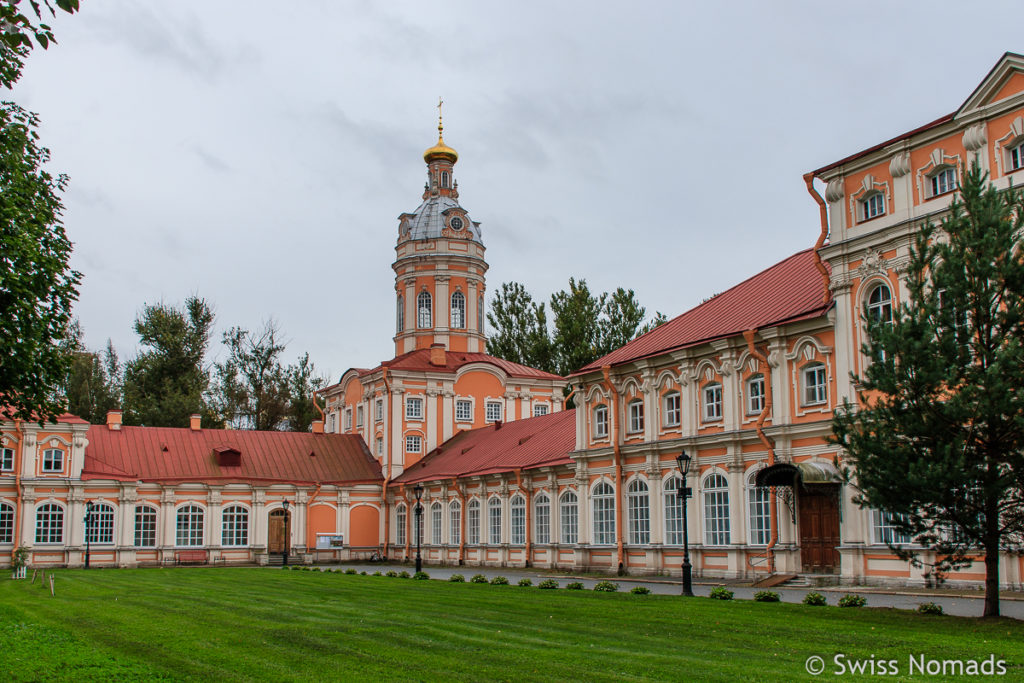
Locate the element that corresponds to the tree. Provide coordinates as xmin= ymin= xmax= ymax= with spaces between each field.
xmin=61 ymin=321 xmax=122 ymax=424
xmin=285 ymin=352 xmax=327 ymax=433
xmin=123 ymin=296 xmax=215 ymax=427
xmin=596 ymin=287 xmax=648 ymax=357
xmin=831 ymin=166 xmax=1024 ymax=618
xmin=213 ymin=321 xmax=290 ymax=431
xmin=550 ymin=278 xmax=605 ymax=376
xmin=486 ymin=282 xmax=554 ymax=373
xmin=0 ymin=0 xmax=81 ymax=422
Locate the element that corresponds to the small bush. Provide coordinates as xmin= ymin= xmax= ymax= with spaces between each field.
xmin=565 ymin=582 xmax=584 ymax=590
xmin=630 ymin=586 xmax=651 ymax=595
xmin=537 ymin=579 xmax=559 ymax=589
xmin=413 ymin=571 xmax=430 ymax=580
xmin=449 ymin=574 xmax=465 ymax=583
xmin=470 ymin=574 xmax=489 ymax=584
xmin=490 ymin=576 xmax=510 ymax=585
xmin=917 ymin=602 xmax=943 ymax=615
xmin=593 ymin=581 xmax=619 ymax=592
xmin=344 ymin=568 xmax=358 ymax=575
xmin=838 ymin=594 xmax=866 ymax=608
xmin=753 ymin=590 xmax=780 ymax=602
xmin=803 ymin=592 xmax=827 ymax=606
xmin=385 ymin=570 xmax=398 ymax=578
xmin=372 ymin=571 xmax=382 ymax=577
xmin=709 ymin=586 xmax=734 ymax=600
xmin=360 ymin=571 xmax=367 ymax=576
xmin=398 ymin=570 xmax=411 ymax=579
xmin=517 ymin=578 xmax=533 ymax=587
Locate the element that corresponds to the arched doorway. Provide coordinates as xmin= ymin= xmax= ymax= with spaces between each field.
xmin=268 ymin=509 xmax=289 ymax=557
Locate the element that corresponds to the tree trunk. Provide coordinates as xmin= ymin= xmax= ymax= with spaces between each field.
xmin=983 ymin=533 xmax=1000 ymax=618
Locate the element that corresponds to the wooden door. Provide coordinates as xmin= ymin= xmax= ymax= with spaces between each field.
xmin=268 ymin=511 xmax=287 ymax=553
xmin=798 ymin=485 xmax=840 ymax=573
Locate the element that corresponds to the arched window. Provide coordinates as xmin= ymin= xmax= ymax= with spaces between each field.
xmin=592 ymin=482 xmax=615 ymax=545
xmin=534 ymin=493 xmax=550 ymax=545
xmin=929 ymin=166 xmax=957 ymax=197
xmin=0 ymin=502 xmax=15 ymax=544
xmin=627 ymin=479 xmax=650 ymax=545
xmin=802 ymin=362 xmax=827 ymax=406
xmin=559 ymin=491 xmax=578 ymax=544
xmin=703 ymin=473 xmax=730 ymax=546
xmin=86 ymin=502 xmax=115 ymax=545
xmin=488 ymin=497 xmax=502 ymax=545
xmin=441 ymin=170 xmax=450 ymax=188
xmin=510 ymin=495 xmax=526 ymax=545
xmin=175 ymin=505 xmax=205 ymax=547
xmin=664 ymin=477 xmax=684 ymax=545
xmin=860 ymin=192 xmax=886 ymax=221
xmin=747 ymin=478 xmax=770 ymax=546
xmin=35 ymin=503 xmax=63 ymax=544
xmin=477 ymin=296 xmax=485 ymax=333
xmin=396 ymin=504 xmax=407 ymax=546
xmin=431 ymin=501 xmax=443 ymax=545
xmin=396 ymin=295 xmax=404 ymax=333
xmin=417 ymin=291 xmax=432 ymax=328
xmin=449 ymin=500 xmax=461 ymax=546
xmin=746 ymin=374 xmax=765 ymax=415
xmin=222 ymin=505 xmax=249 ymax=547
xmin=467 ymin=499 xmax=481 ymax=545
xmin=135 ymin=505 xmax=157 ymax=547
xmin=450 ymin=291 xmax=466 ymax=329
xmin=867 ymin=284 xmax=892 ymax=324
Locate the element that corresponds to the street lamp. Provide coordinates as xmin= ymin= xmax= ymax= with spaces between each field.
xmin=414 ymin=483 xmax=424 ymax=574
xmin=282 ymin=499 xmax=291 ymax=567
xmin=675 ymin=451 xmax=694 ymax=597
xmin=84 ymin=501 xmax=95 ymax=570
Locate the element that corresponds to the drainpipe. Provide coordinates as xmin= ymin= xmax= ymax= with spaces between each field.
xmin=743 ymin=329 xmax=778 ymax=573
xmin=452 ymin=477 xmax=465 ymax=565
xmin=12 ymin=418 xmax=24 ymax=562
xmin=515 ymin=468 xmax=531 ymax=567
xmin=803 ymin=172 xmax=832 ymax=305
xmin=601 ymin=366 xmax=625 ymax=575
xmin=381 ymin=369 xmax=393 ymax=558
xmin=400 ymin=484 xmax=410 ymax=560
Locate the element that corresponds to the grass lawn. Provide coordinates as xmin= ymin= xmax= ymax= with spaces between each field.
xmin=1 ymin=568 xmax=1022 ymax=682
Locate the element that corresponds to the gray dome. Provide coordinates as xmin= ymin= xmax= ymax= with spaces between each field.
xmin=403 ymin=195 xmax=482 ymax=243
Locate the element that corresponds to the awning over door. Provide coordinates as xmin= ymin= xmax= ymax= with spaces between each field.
xmin=755 ymin=460 xmax=841 ymax=488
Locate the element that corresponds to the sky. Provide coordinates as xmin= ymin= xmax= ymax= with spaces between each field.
xmin=12 ymin=0 xmax=1023 ymax=382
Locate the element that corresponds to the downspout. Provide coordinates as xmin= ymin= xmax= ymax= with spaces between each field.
xmin=400 ymin=484 xmax=410 ymax=560
xmin=381 ymin=369 xmax=392 ymax=558
xmin=452 ymin=477 xmax=465 ymax=565
xmin=743 ymin=329 xmax=778 ymax=573
xmin=601 ymin=366 xmax=625 ymax=574
xmin=11 ymin=418 xmax=24 ymax=561
xmin=516 ymin=468 xmax=531 ymax=567
xmin=803 ymin=172 xmax=832 ymax=304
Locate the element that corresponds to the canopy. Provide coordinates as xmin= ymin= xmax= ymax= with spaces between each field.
xmin=754 ymin=460 xmax=841 ymax=488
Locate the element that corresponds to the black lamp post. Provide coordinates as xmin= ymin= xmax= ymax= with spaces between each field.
xmin=675 ymin=451 xmax=694 ymax=597
xmin=84 ymin=501 xmax=94 ymax=570
xmin=282 ymin=499 xmax=291 ymax=567
xmin=414 ymin=483 xmax=424 ymax=573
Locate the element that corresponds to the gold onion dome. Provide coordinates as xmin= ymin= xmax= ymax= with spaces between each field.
xmin=424 ymin=102 xmax=458 ymax=163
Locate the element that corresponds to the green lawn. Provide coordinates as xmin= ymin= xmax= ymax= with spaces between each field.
xmin=1 ymin=568 xmax=1021 ymax=682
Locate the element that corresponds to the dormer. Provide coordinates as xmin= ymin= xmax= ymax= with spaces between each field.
xmin=213 ymin=445 xmax=241 ymax=467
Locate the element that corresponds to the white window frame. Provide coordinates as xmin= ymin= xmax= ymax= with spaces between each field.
xmin=746 ymin=375 xmax=765 ymax=415
xmin=0 ymin=502 xmax=14 ymax=544
xmin=396 ymin=504 xmax=407 ymax=546
xmin=42 ymin=448 xmax=63 ymax=472
xmin=872 ymin=510 xmax=912 ymax=545
xmin=86 ymin=502 xmax=115 ymax=545
xmin=747 ymin=481 xmax=770 ymax=546
xmin=663 ymin=477 xmax=684 ymax=546
xmin=592 ymin=482 xmax=616 ymax=545
xmin=802 ymin=363 xmax=827 ymax=406
xmin=355 ymin=405 xmax=364 ymax=428
xmin=627 ymin=400 xmax=644 ymax=434
xmin=487 ymin=497 xmax=502 ymax=545
xmin=532 ymin=403 xmax=549 ymax=417
xmin=593 ymin=405 xmax=609 ymax=438
xmin=405 ymin=397 xmax=423 ymax=421
xmin=485 ymin=401 xmax=502 ymax=423
xmin=175 ymin=505 xmax=205 ymax=547
xmin=559 ymin=490 xmax=578 ymax=545
xmin=450 ymin=291 xmax=466 ymax=329
xmin=405 ymin=435 xmax=422 ymax=454
xmin=430 ymin=501 xmax=443 ymax=545
xmin=510 ymin=495 xmax=526 ymax=545
xmin=702 ymin=473 xmax=731 ymax=546
xmin=221 ymin=505 xmax=249 ymax=547
xmin=467 ymin=499 xmax=481 ymax=545
xmin=663 ymin=392 xmax=680 ymax=427
xmin=396 ymin=294 xmax=404 ymax=333
xmin=417 ymin=291 xmax=432 ymax=328
xmin=374 ymin=399 xmax=383 ymax=422
xmin=861 ymin=192 xmax=885 ymax=221
xmin=375 ymin=437 xmax=383 ymax=457
xmin=1010 ymin=141 xmax=1024 ymax=171
xmin=929 ymin=166 xmax=957 ymax=197
xmin=343 ymin=408 xmax=352 ymax=431
xmin=134 ymin=505 xmax=157 ymax=547
xmin=534 ymin=493 xmax=550 ymax=544
xmin=35 ymin=503 xmax=63 ymax=544
xmin=449 ymin=500 xmax=461 ymax=546
xmin=455 ymin=399 xmax=473 ymax=422
xmin=702 ymin=383 xmax=722 ymax=422
xmin=0 ymin=447 xmax=13 ymax=471
xmin=626 ymin=479 xmax=650 ymax=545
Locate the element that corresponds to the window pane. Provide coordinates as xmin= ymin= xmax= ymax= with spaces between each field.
xmin=664 ymin=478 xmax=684 ymax=545
xmin=560 ymin=492 xmax=578 ymax=544
xmin=592 ymin=483 xmax=615 ymax=545
xmin=86 ymin=504 xmax=115 ymax=544
xmin=703 ymin=474 xmax=730 ymax=546
xmin=222 ymin=506 xmax=249 ymax=546
xmin=748 ymin=486 xmax=770 ymax=545
xmin=449 ymin=502 xmax=461 ymax=545
xmin=627 ymin=480 xmax=650 ymax=545
xmin=135 ymin=506 xmax=157 ymax=547
xmin=510 ymin=496 xmax=525 ymax=545
xmin=534 ymin=494 xmax=550 ymax=544
xmin=396 ymin=505 xmax=407 ymax=546
xmin=0 ymin=503 xmax=15 ymax=544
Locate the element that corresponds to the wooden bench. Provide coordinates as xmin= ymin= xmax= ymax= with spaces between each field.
xmin=175 ymin=550 xmax=209 ymax=565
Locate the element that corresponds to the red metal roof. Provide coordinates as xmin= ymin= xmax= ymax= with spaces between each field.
xmin=392 ymin=409 xmax=575 ymax=485
xmin=351 ymin=348 xmax=563 ymax=381
xmin=83 ymin=426 xmax=383 ymax=485
xmin=574 ymin=249 xmax=832 ymax=375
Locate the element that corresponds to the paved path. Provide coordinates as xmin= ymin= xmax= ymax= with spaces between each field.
xmin=298 ymin=562 xmax=1023 ymax=620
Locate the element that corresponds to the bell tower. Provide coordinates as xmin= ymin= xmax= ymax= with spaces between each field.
xmin=393 ymin=102 xmax=488 ymax=355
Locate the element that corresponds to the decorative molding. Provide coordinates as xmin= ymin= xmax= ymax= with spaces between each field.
xmin=962 ymin=123 xmax=988 ymax=152
xmin=855 ymin=248 xmax=887 ymax=279
xmin=824 ymin=178 xmax=844 ymax=203
xmin=889 ymin=152 xmax=911 ymax=178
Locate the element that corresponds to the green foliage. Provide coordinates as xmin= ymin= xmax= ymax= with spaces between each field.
xmin=372 ymin=571 xmax=382 ymax=577
xmin=485 ymin=282 xmax=553 ymax=372
xmin=385 ymin=570 xmax=398 ymax=578
xmin=344 ymin=568 xmax=357 ymax=575
xmin=537 ymin=578 xmax=558 ymax=589
xmin=593 ymin=581 xmax=619 ymax=592
xmin=709 ymin=586 xmax=734 ymax=600
xmin=802 ymin=592 xmax=827 ymax=607
xmin=413 ymin=571 xmax=430 ymax=580
xmin=213 ymin=321 xmax=290 ymax=430
xmin=517 ymin=578 xmax=532 ymax=587
xmin=753 ymin=590 xmax=780 ymax=603
xmin=122 ymin=296 xmax=214 ymax=427
xmin=489 ymin=576 xmax=509 ymax=585
xmin=360 ymin=571 xmax=367 ymax=576
xmin=60 ymin=321 xmax=122 ymax=423
xmin=11 ymin=545 xmax=30 ymax=570
xmin=397 ymin=571 xmax=411 ymax=579
xmin=630 ymin=586 xmax=651 ymax=595
xmin=0 ymin=1 xmax=80 ymax=89
xmin=448 ymin=574 xmax=465 ymax=583
xmin=470 ymin=574 xmax=488 ymax=584
xmin=917 ymin=602 xmax=944 ymax=616
xmin=838 ymin=594 xmax=867 ymax=608
xmin=831 ymin=166 xmax=1024 ymax=618
xmin=284 ymin=352 xmax=327 ymax=432
xmin=565 ymin=581 xmax=584 ymax=590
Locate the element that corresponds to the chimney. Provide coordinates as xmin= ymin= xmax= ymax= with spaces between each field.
xmin=106 ymin=409 xmax=123 ymax=431
xmin=190 ymin=414 xmax=202 ymax=431
xmin=311 ymin=419 xmax=324 ymax=434
xmin=429 ymin=343 xmax=447 ymax=367
xmin=494 ymin=420 xmax=502 ymax=430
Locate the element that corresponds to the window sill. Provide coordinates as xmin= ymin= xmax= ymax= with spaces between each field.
xmin=924 ymin=189 xmax=956 ymax=202
xmin=857 ymin=212 xmax=887 ymax=225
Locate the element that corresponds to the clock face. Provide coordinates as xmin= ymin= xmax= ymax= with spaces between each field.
xmin=449 ymin=216 xmax=464 ymax=231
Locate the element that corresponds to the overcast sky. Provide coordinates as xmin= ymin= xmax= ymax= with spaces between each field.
xmin=13 ymin=0 xmax=1022 ymax=381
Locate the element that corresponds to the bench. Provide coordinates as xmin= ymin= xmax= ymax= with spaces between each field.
xmin=175 ymin=550 xmax=209 ymax=565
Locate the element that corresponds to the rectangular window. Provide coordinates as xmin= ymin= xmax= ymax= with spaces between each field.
xmin=35 ymin=504 xmax=63 ymax=544
xmin=0 ymin=504 xmax=14 ymax=544
xmin=134 ymin=506 xmax=157 ymax=547
xmin=375 ymin=437 xmax=383 ymax=457
xmin=534 ymin=497 xmax=550 ymax=544
xmin=396 ymin=506 xmax=407 ymax=546
xmin=405 ymin=397 xmax=423 ymax=421
xmin=593 ymin=405 xmax=609 ymax=438
xmin=485 ymin=401 xmax=502 ymax=423
xmin=703 ymin=384 xmax=722 ymax=421
xmin=1011 ymin=142 xmax=1024 ymax=171
xmin=1 ymin=447 xmax=13 ymax=471
xmin=560 ymin=494 xmax=578 ymax=545
xmin=221 ymin=507 xmax=249 ymax=547
xmin=861 ymin=193 xmax=885 ymax=221
xmin=748 ymin=487 xmax=770 ymax=546
xmin=592 ymin=493 xmax=615 ymax=545
xmin=327 ymin=413 xmax=337 ymax=432
xmin=405 ymin=435 xmax=422 ymax=453
xmin=455 ymin=399 xmax=472 ymax=422
xmin=532 ymin=403 xmax=549 ymax=417
xmin=873 ymin=510 xmax=912 ymax=545
xmin=355 ymin=406 xmax=364 ymax=428
xmin=663 ymin=393 xmax=680 ymax=427
xmin=449 ymin=504 xmax=461 ymax=546
xmin=343 ymin=409 xmax=352 ymax=431
xmin=86 ymin=505 xmax=115 ymax=545
xmin=374 ymin=399 xmax=383 ymax=422
xmin=803 ymin=365 xmax=827 ymax=406
xmin=930 ymin=167 xmax=957 ymax=197
xmin=431 ymin=505 xmax=442 ymax=545
xmin=746 ymin=376 xmax=765 ymax=415
xmin=488 ymin=500 xmax=502 ymax=544
xmin=467 ymin=503 xmax=480 ymax=545
xmin=510 ymin=498 xmax=525 ymax=545
xmin=627 ymin=401 xmax=644 ymax=434
xmin=175 ymin=506 xmax=204 ymax=546
xmin=703 ymin=489 xmax=730 ymax=546
xmin=664 ymin=481 xmax=684 ymax=546
xmin=42 ymin=448 xmax=63 ymax=472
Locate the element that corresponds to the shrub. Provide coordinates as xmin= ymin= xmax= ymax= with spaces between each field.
xmin=517 ymin=578 xmax=533 ymax=587
xmin=753 ymin=590 xmax=780 ymax=602
xmin=709 ymin=586 xmax=734 ymax=600
xmin=918 ymin=602 xmax=944 ymax=615
xmin=372 ymin=571 xmax=382 ymax=577
xmin=838 ymin=594 xmax=866 ymax=608
xmin=360 ymin=571 xmax=367 ymax=576
xmin=398 ymin=570 xmax=411 ymax=579
xmin=413 ymin=571 xmax=430 ymax=580
xmin=449 ymin=574 xmax=465 ymax=583
xmin=490 ymin=576 xmax=510 ymax=585
xmin=470 ymin=574 xmax=489 ymax=584
xmin=537 ymin=579 xmax=559 ymax=590
xmin=593 ymin=581 xmax=619 ymax=592
xmin=344 ymin=568 xmax=358 ymax=575
xmin=565 ymin=582 xmax=584 ymax=590
xmin=385 ymin=570 xmax=398 ymax=578
xmin=803 ymin=592 xmax=827 ymax=606
xmin=630 ymin=586 xmax=651 ymax=595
